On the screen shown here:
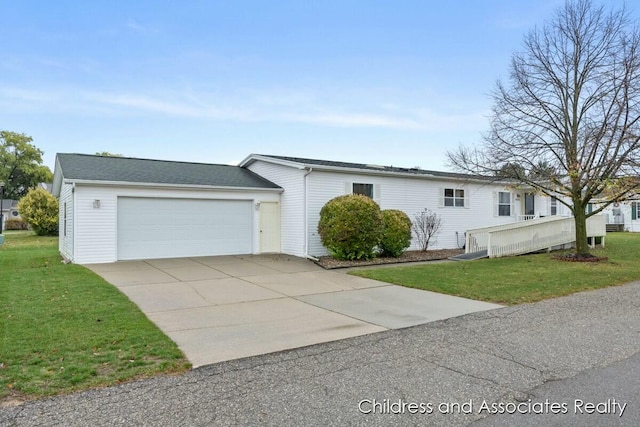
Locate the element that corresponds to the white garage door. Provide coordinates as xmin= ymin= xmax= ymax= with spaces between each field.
xmin=117 ymin=197 xmax=253 ymax=260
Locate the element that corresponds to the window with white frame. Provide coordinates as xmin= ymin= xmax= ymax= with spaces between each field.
xmin=632 ymin=201 xmax=639 ymax=220
xmin=498 ymin=192 xmax=511 ymax=216
xmin=444 ymin=188 xmax=465 ymax=207
xmin=550 ymin=197 xmax=558 ymax=215
xmin=352 ymin=183 xmax=373 ymax=198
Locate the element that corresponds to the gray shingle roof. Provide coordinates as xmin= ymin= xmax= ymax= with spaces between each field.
xmin=56 ymin=154 xmax=281 ymax=189
xmin=260 ymin=155 xmax=490 ymax=180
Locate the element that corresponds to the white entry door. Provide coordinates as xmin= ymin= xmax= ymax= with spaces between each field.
xmin=259 ymin=202 xmax=280 ymax=253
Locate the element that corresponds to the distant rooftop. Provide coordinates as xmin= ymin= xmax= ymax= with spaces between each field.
xmin=56 ymin=154 xmax=281 ymax=189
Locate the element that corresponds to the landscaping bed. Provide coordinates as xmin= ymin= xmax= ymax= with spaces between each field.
xmin=315 ymin=248 xmax=464 ymax=269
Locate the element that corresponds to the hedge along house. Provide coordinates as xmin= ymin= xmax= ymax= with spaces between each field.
xmin=52 ymin=154 xmax=282 ymax=264
xmin=239 ymin=154 xmax=565 ymax=259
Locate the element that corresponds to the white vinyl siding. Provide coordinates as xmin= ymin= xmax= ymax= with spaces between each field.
xmin=245 ymin=158 xmax=569 ymax=257
xmin=63 ymin=202 xmax=67 ymax=236
xmin=246 ymin=161 xmax=306 ymax=257
xmin=58 ymin=183 xmax=74 ymax=260
xmin=305 ymin=170 xmax=514 ymax=256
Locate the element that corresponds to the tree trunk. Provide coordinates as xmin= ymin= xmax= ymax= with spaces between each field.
xmin=573 ymin=203 xmax=590 ymax=256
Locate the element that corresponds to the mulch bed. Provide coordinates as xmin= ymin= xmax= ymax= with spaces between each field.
xmin=315 ymin=249 xmax=464 ymax=269
xmin=552 ymin=254 xmax=609 ymax=262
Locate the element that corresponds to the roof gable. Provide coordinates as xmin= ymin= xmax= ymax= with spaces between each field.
xmin=55 ymin=154 xmax=281 ymax=190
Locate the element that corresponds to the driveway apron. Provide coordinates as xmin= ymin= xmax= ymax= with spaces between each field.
xmin=85 ymin=255 xmax=501 ymax=367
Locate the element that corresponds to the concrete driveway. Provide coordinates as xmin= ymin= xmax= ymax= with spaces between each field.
xmin=85 ymin=254 xmax=501 ymax=367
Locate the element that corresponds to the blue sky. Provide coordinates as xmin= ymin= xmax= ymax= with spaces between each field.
xmin=2 ymin=0 xmax=635 ymax=172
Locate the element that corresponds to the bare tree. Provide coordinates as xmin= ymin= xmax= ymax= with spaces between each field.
xmin=448 ymin=0 xmax=640 ymax=256
xmin=412 ymin=209 xmax=443 ymax=251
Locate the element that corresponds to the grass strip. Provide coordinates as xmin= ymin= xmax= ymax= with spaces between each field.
xmin=352 ymin=233 xmax=640 ymax=305
xmin=0 ymin=231 xmax=190 ymax=403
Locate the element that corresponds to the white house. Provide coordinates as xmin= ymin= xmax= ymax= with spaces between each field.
xmin=52 ymin=152 xmax=569 ymax=264
xmin=240 ymin=154 xmax=568 ymax=258
xmin=598 ymin=200 xmax=640 ymax=232
xmin=1 ymin=200 xmax=21 ymax=229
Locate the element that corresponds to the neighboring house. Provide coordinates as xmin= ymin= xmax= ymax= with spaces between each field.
xmin=1 ymin=200 xmax=21 ymax=229
xmin=598 ymin=200 xmax=640 ymax=232
xmin=39 ymin=182 xmax=54 ymax=193
xmin=239 ymin=154 xmax=568 ymax=258
xmin=52 ymin=154 xmax=282 ymax=264
xmin=52 ymin=152 xmax=570 ymax=264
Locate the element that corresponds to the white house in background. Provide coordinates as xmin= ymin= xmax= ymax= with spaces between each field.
xmin=239 ymin=154 xmax=569 ymax=258
xmin=52 ymin=152 xmax=569 ymax=264
xmin=1 ymin=200 xmax=21 ymax=229
xmin=598 ymin=200 xmax=640 ymax=232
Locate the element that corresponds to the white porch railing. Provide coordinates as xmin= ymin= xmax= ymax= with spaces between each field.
xmin=517 ymin=214 xmax=540 ymax=221
xmin=466 ymin=215 xmax=606 ymax=258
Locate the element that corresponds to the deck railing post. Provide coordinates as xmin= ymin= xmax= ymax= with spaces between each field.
xmin=465 ymin=232 xmax=471 ymax=254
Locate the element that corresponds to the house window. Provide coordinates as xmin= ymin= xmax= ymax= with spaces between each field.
xmin=551 ymin=197 xmax=558 ymax=216
xmin=632 ymin=202 xmax=639 ymax=221
xmin=352 ymin=183 xmax=373 ymax=198
xmin=498 ymin=192 xmax=511 ymax=216
xmin=586 ymin=202 xmax=593 ymax=215
xmin=444 ymin=188 xmax=465 ymax=207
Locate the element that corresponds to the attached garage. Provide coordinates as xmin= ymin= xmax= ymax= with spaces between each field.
xmin=117 ymin=197 xmax=254 ymax=260
xmin=52 ymin=154 xmax=282 ymax=264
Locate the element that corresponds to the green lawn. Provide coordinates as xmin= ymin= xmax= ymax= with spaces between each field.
xmin=352 ymin=232 xmax=640 ymax=305
xmin=0 ymin=231 xmax=190 ymax=403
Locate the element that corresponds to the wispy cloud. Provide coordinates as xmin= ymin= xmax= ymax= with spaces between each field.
xmin=126 ymin=19 xmax=146 ymax=33
xmin=280 ymin=112 xmax=423 ymax=129
xmin=0 ymin=85 xmax=486 ymax=132
xmin=125 ymin=19 xmax=158 ymax=36
xmin=0 ymin=88 xmax=53 ymax=103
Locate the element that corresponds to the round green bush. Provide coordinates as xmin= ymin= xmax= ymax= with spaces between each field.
xmin=17 ymin=187 xmax=59 ymax=236
xmin=379 ymin=209 xmax=412 ymax=257
xmin=318 ymin=194 xmax=383 ymax=260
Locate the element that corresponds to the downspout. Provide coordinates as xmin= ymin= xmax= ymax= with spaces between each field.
xmin=71 ymin=182 xmax=76 ymax=263
xmin=303 ymin=167 xmax=318 ymax=260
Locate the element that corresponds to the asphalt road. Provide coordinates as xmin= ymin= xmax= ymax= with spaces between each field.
xmin=2 ymin=281 xmax=639 ymax=427
xmin=474 ymin=351 xmax=640 ymax=426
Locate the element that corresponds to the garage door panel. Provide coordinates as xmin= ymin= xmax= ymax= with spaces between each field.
xmin=117 ymin=197 xmax=253 ymax=260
